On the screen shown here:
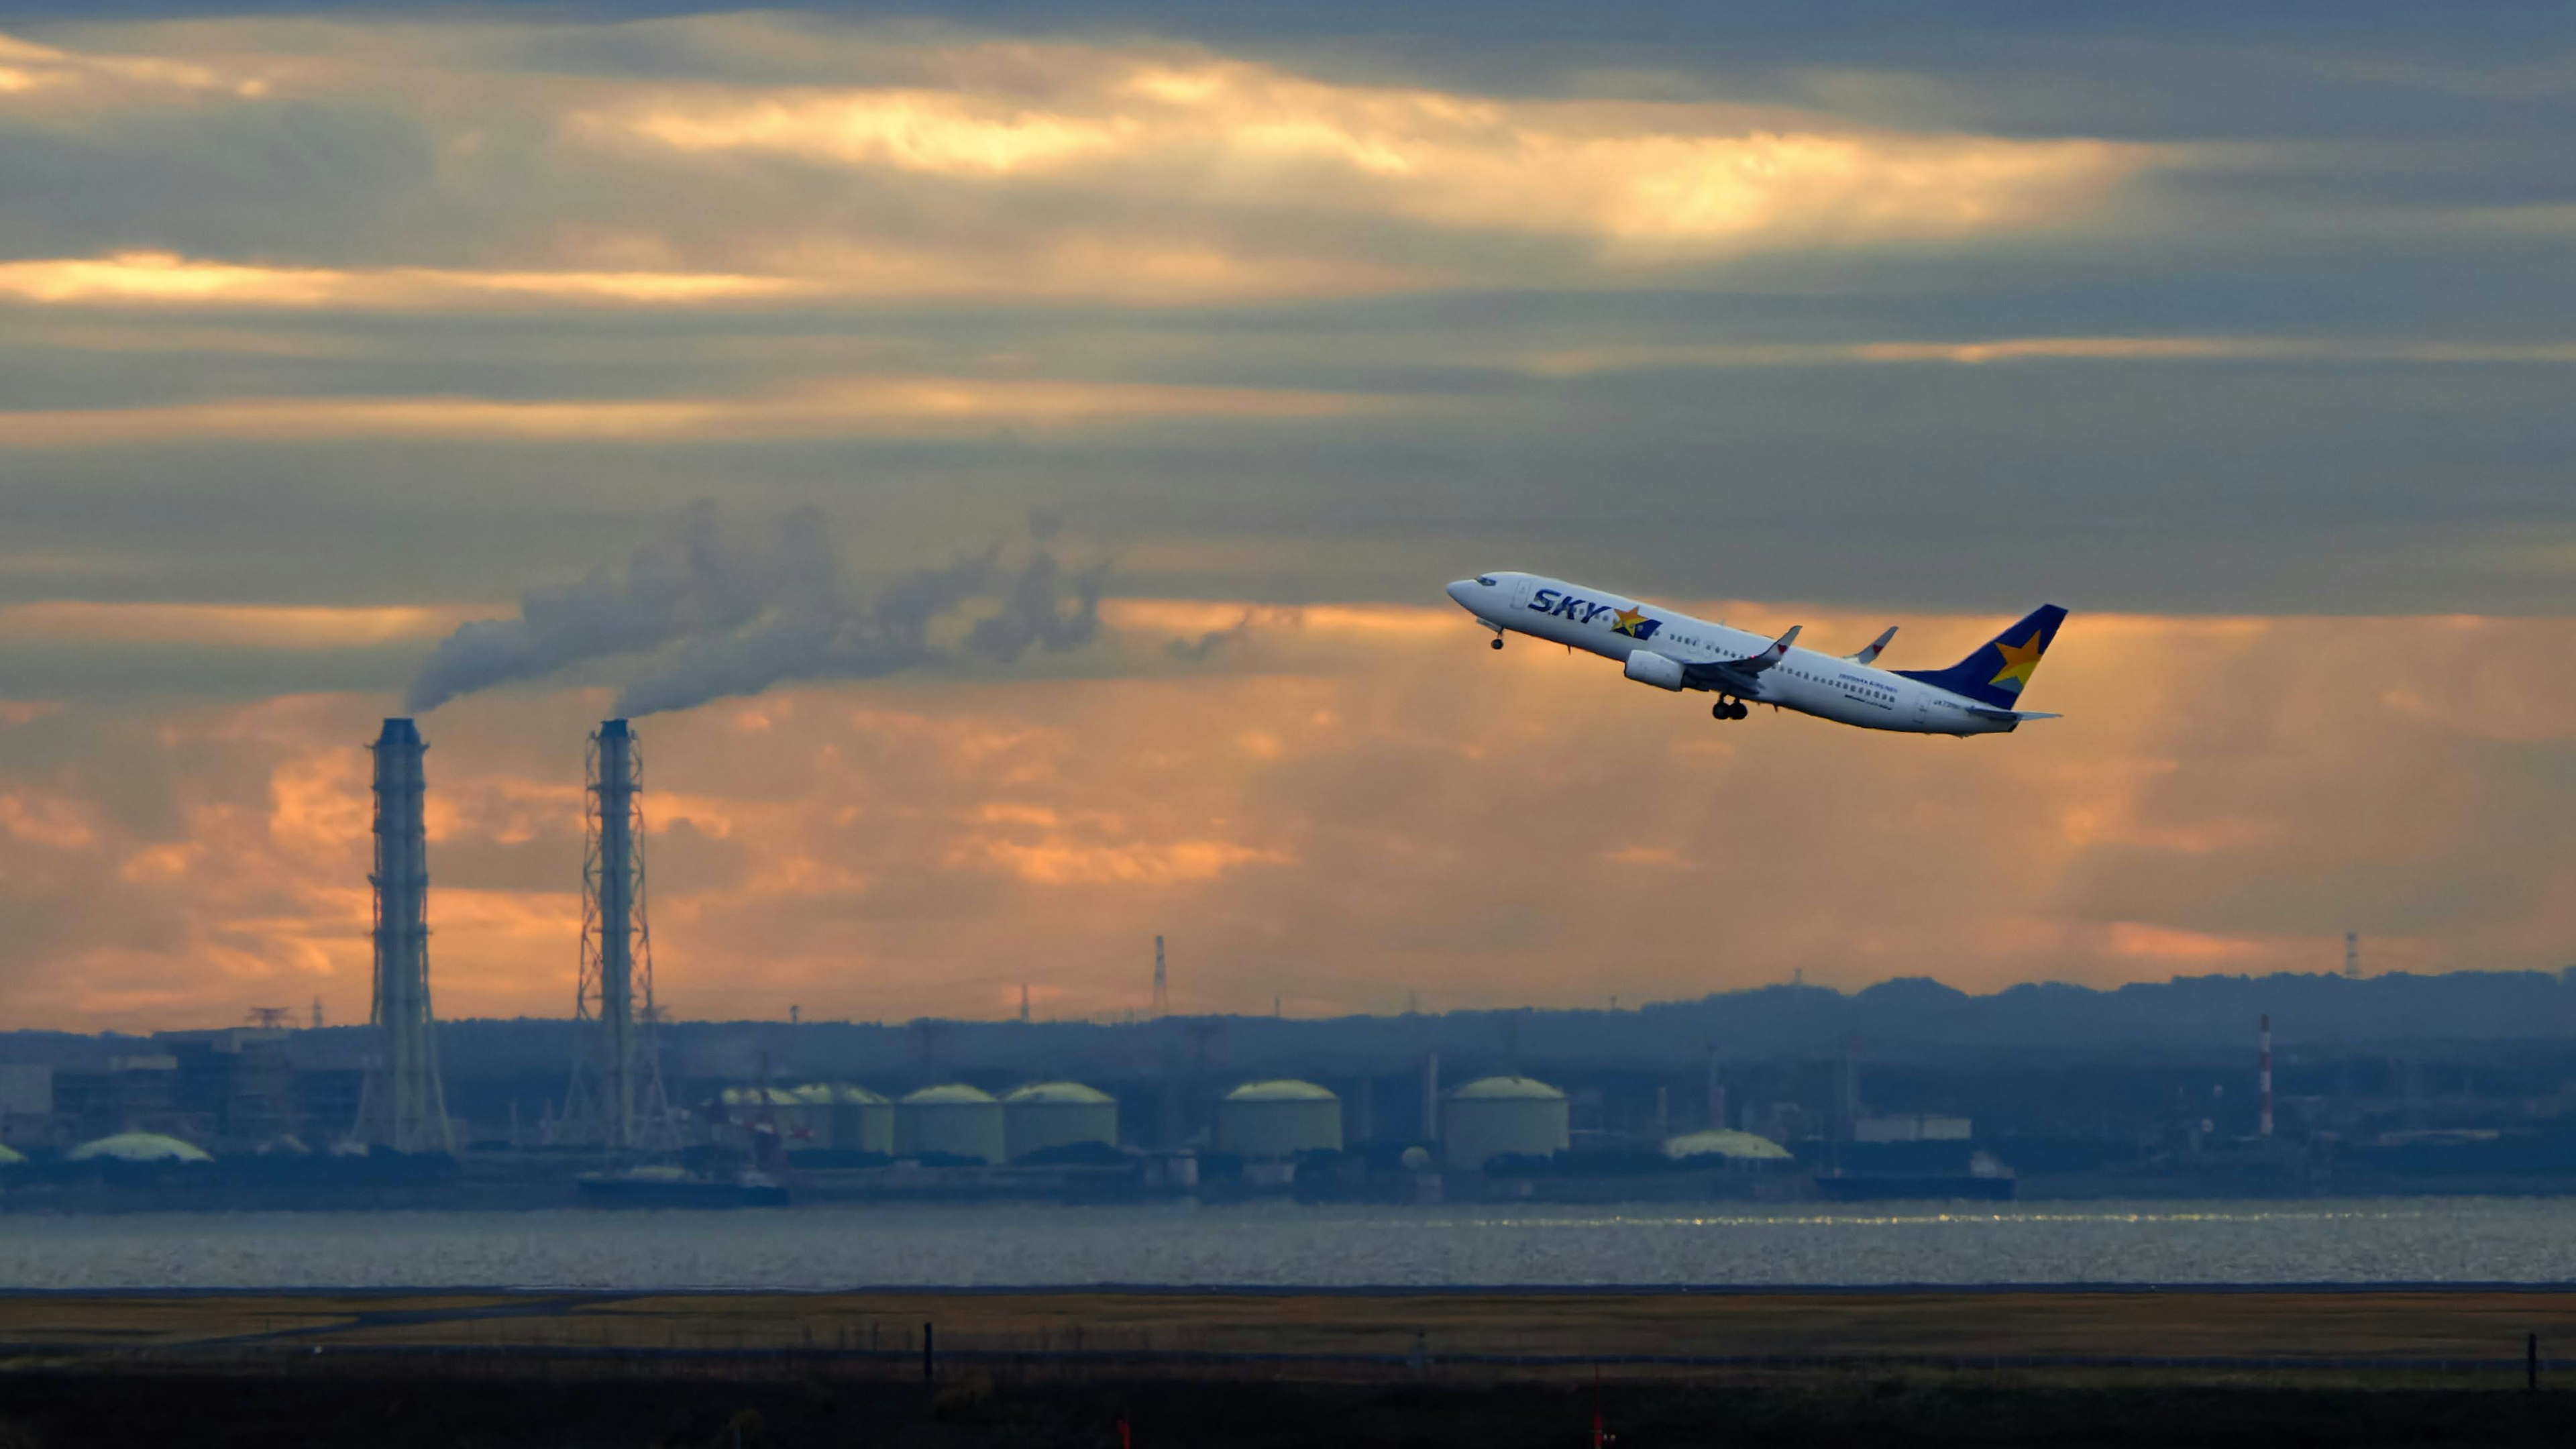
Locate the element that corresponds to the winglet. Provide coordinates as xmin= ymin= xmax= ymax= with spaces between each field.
xmin=1758 ymin=625 xmax=1802 ymax=663
xmin=1846 ymin=627 xmax=1897 ymax=664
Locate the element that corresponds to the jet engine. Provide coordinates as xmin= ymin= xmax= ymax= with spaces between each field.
xmin=1622 ymin=650 xmax=1686 ymax=691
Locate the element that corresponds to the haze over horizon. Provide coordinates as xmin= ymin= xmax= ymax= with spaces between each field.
xmin=0 ymin=1 xmax=2570 ymax=1030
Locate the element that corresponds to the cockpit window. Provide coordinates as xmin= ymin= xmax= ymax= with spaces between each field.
xmin=1476 ymin=576 xmax=1497 ymax=586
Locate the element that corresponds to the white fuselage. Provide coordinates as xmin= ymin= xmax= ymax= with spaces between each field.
xmin=1446 ymin=571 xmax=2018 ymax=737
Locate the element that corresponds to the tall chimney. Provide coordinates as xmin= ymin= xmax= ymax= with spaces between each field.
xmin=2259 ymin=1014 xmax=2275 ymax=1138
xmin=597 ymin=719 xmax=636 ymax=1148
xmin=557 ymin=718 xmax=673 ymax=1151
xmin=356 ymin=718 xmax=453 ymax=1153
xmin=1423 ymin=1049 xmax=1440 ymax=1142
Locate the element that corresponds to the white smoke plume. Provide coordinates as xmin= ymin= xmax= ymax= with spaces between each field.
xmin=405 ymin=504 xmax=1104 ymax=716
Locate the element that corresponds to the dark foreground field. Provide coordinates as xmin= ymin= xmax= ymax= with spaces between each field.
xmin=5 ymin=1369 xmax=2576 ymax=1447
xmin=9 ymin=1289 xmax=2576 ymax=1445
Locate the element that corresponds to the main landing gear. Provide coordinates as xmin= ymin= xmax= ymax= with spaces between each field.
xmin=1711 ymin=697 xmax=1748 ymax=721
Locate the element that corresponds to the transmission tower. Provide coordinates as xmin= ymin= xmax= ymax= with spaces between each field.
xmin=354 ymin=718 xmax=455 ymax=1153
xmin=556 ymin=719 xmax=680 ymax=1152
xmin=1152 ymin=934 xmax=1169 ymax=1018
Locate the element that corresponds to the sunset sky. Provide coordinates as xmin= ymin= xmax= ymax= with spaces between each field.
xmin=0 ymin=2 xmax=2570 ymax=1029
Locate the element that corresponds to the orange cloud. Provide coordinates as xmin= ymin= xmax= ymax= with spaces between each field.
xmin=0 ymin=374 xmax=1384 ymax=447
xmin=0 ymin=600 xmax=480 ymax=648
xmin=1513 ymin=336 xmax=2576 ymax=376
xmin=0 ymin=246 xmax=1429 ymax=310
xmin=0 ymin=252 xmax=809 ymax=308
xmin=593 ymin=53 xmax=2149 ymax=258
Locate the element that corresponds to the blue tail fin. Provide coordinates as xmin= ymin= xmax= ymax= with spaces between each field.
xmin=1894 ymin=605 xmax=2067 ymax=709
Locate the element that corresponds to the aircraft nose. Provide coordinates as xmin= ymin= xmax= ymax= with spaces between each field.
xmin=1446 ymin=579 xmax=1479 ymax=609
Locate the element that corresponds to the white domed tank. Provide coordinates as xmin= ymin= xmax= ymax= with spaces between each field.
xmin=1661 ymin=1129 xmax=1793 ymax=1163
xmin=1215 ymin=1079 xmax=1341 ymax=1158
xmin=68 ymin=1132 xmax=212 ymax=1163
xmin=896 ymin=1083 xmax=1005 ymax=1163
xmin=1443 ymin=1075 xmax=1569 ymax=1171
xmin=793 ymin=1083 xmax=893 ymax=1154
xmin=1002 ymin=1081 xmax=1118 ymax=1161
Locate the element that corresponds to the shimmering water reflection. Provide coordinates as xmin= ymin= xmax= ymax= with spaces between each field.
xmin=4 ymin=1197 xmax=2573 ymax=1290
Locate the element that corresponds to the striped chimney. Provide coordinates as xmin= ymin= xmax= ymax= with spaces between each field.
xmin=2259 ymin=1014 xmax=2274 ymax=1138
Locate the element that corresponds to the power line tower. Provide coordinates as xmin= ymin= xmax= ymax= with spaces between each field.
xmin=1152 ymin=934 xmax=1169 ymax=1019
xmin=354 ymin=718 xmax=455 ymax=1154
xmin=2345 ymin=931 xmax=2361 ymax=979
xmin=556 ymin=719 xmax=680 ymax=1152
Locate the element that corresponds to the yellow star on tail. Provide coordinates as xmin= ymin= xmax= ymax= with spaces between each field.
xmin=1988 ymin=630 xmax=2045 ymax=692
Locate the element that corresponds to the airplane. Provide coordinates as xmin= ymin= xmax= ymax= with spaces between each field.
xmin=1444 ymin=571 xmax=2065 ymax=736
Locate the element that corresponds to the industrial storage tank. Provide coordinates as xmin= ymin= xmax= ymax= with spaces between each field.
xmin=896 ymin=1083 xmax=1005 ymax=1163
xmin=1442 ymin=1075 xmax=1569 ymax=1170
xmin=716 ymin=1085 xmax=804 ymax=1146
xmin=1002 ymin=1081 xmax=1118 ymax=1161
xmin=792 ymin=1083 xmax=894 ymax=1154
xmin=1661 ymin=1129 xmax=1793 ymax=1163
xmin=1215 ymin=1079 xmax=1341 ymax=1158
xmin=68 ymin=1132 xmax=212 ymax=1163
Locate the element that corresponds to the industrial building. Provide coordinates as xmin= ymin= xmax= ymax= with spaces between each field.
xmin=896 ymin=1083 xmax=1006 ymax=1163
xmin=1002 ymin=1081 xmax=1118 ymax=1161
xmin=1216 ymin=1079 xmax=1341 ymax=1158
xmin=0 ymin=1064 xmax=52 ymax=1148
xmin=1442 ymin=1075 xmax=1570 ymax=1170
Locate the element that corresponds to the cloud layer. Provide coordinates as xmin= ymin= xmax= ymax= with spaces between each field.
xmin=0 ymin=7 xmax=2568 ymax=1025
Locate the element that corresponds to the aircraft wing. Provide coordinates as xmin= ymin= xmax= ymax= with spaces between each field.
xmin=1682 ymin=625 xmax=1800 ymax=695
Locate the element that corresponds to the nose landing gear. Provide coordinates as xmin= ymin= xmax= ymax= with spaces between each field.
xmin=1489 ymin=637 xmax=1504 ymax=650
xmin=1712 ymin=698 xmax=1748 ymax=721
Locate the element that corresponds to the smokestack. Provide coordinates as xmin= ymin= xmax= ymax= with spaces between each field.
xmin=2259 ymin=1014 xmax=2274 ymax=1138
xmin=356 ymin=718 xmax=453 ymax=1154
xmin=598 ymin=719 xmax=636 ymax=1147
xmin=2345 ymin=932 xmax=2361 ymax=979
xmin=1152 ymin=935 xmax=1168 ymax=1019
xmin=1423 ymin=1049 xmax=1440 ymax=1142
xmin=558 ymin=718 xmax=674 ymax=1151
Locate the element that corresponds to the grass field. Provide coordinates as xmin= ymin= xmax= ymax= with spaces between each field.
xmin=3 ymin=1285 xmax=2573 ymax=1377
xmin=8 ymin=1289 xmax=2576 ymax=1444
